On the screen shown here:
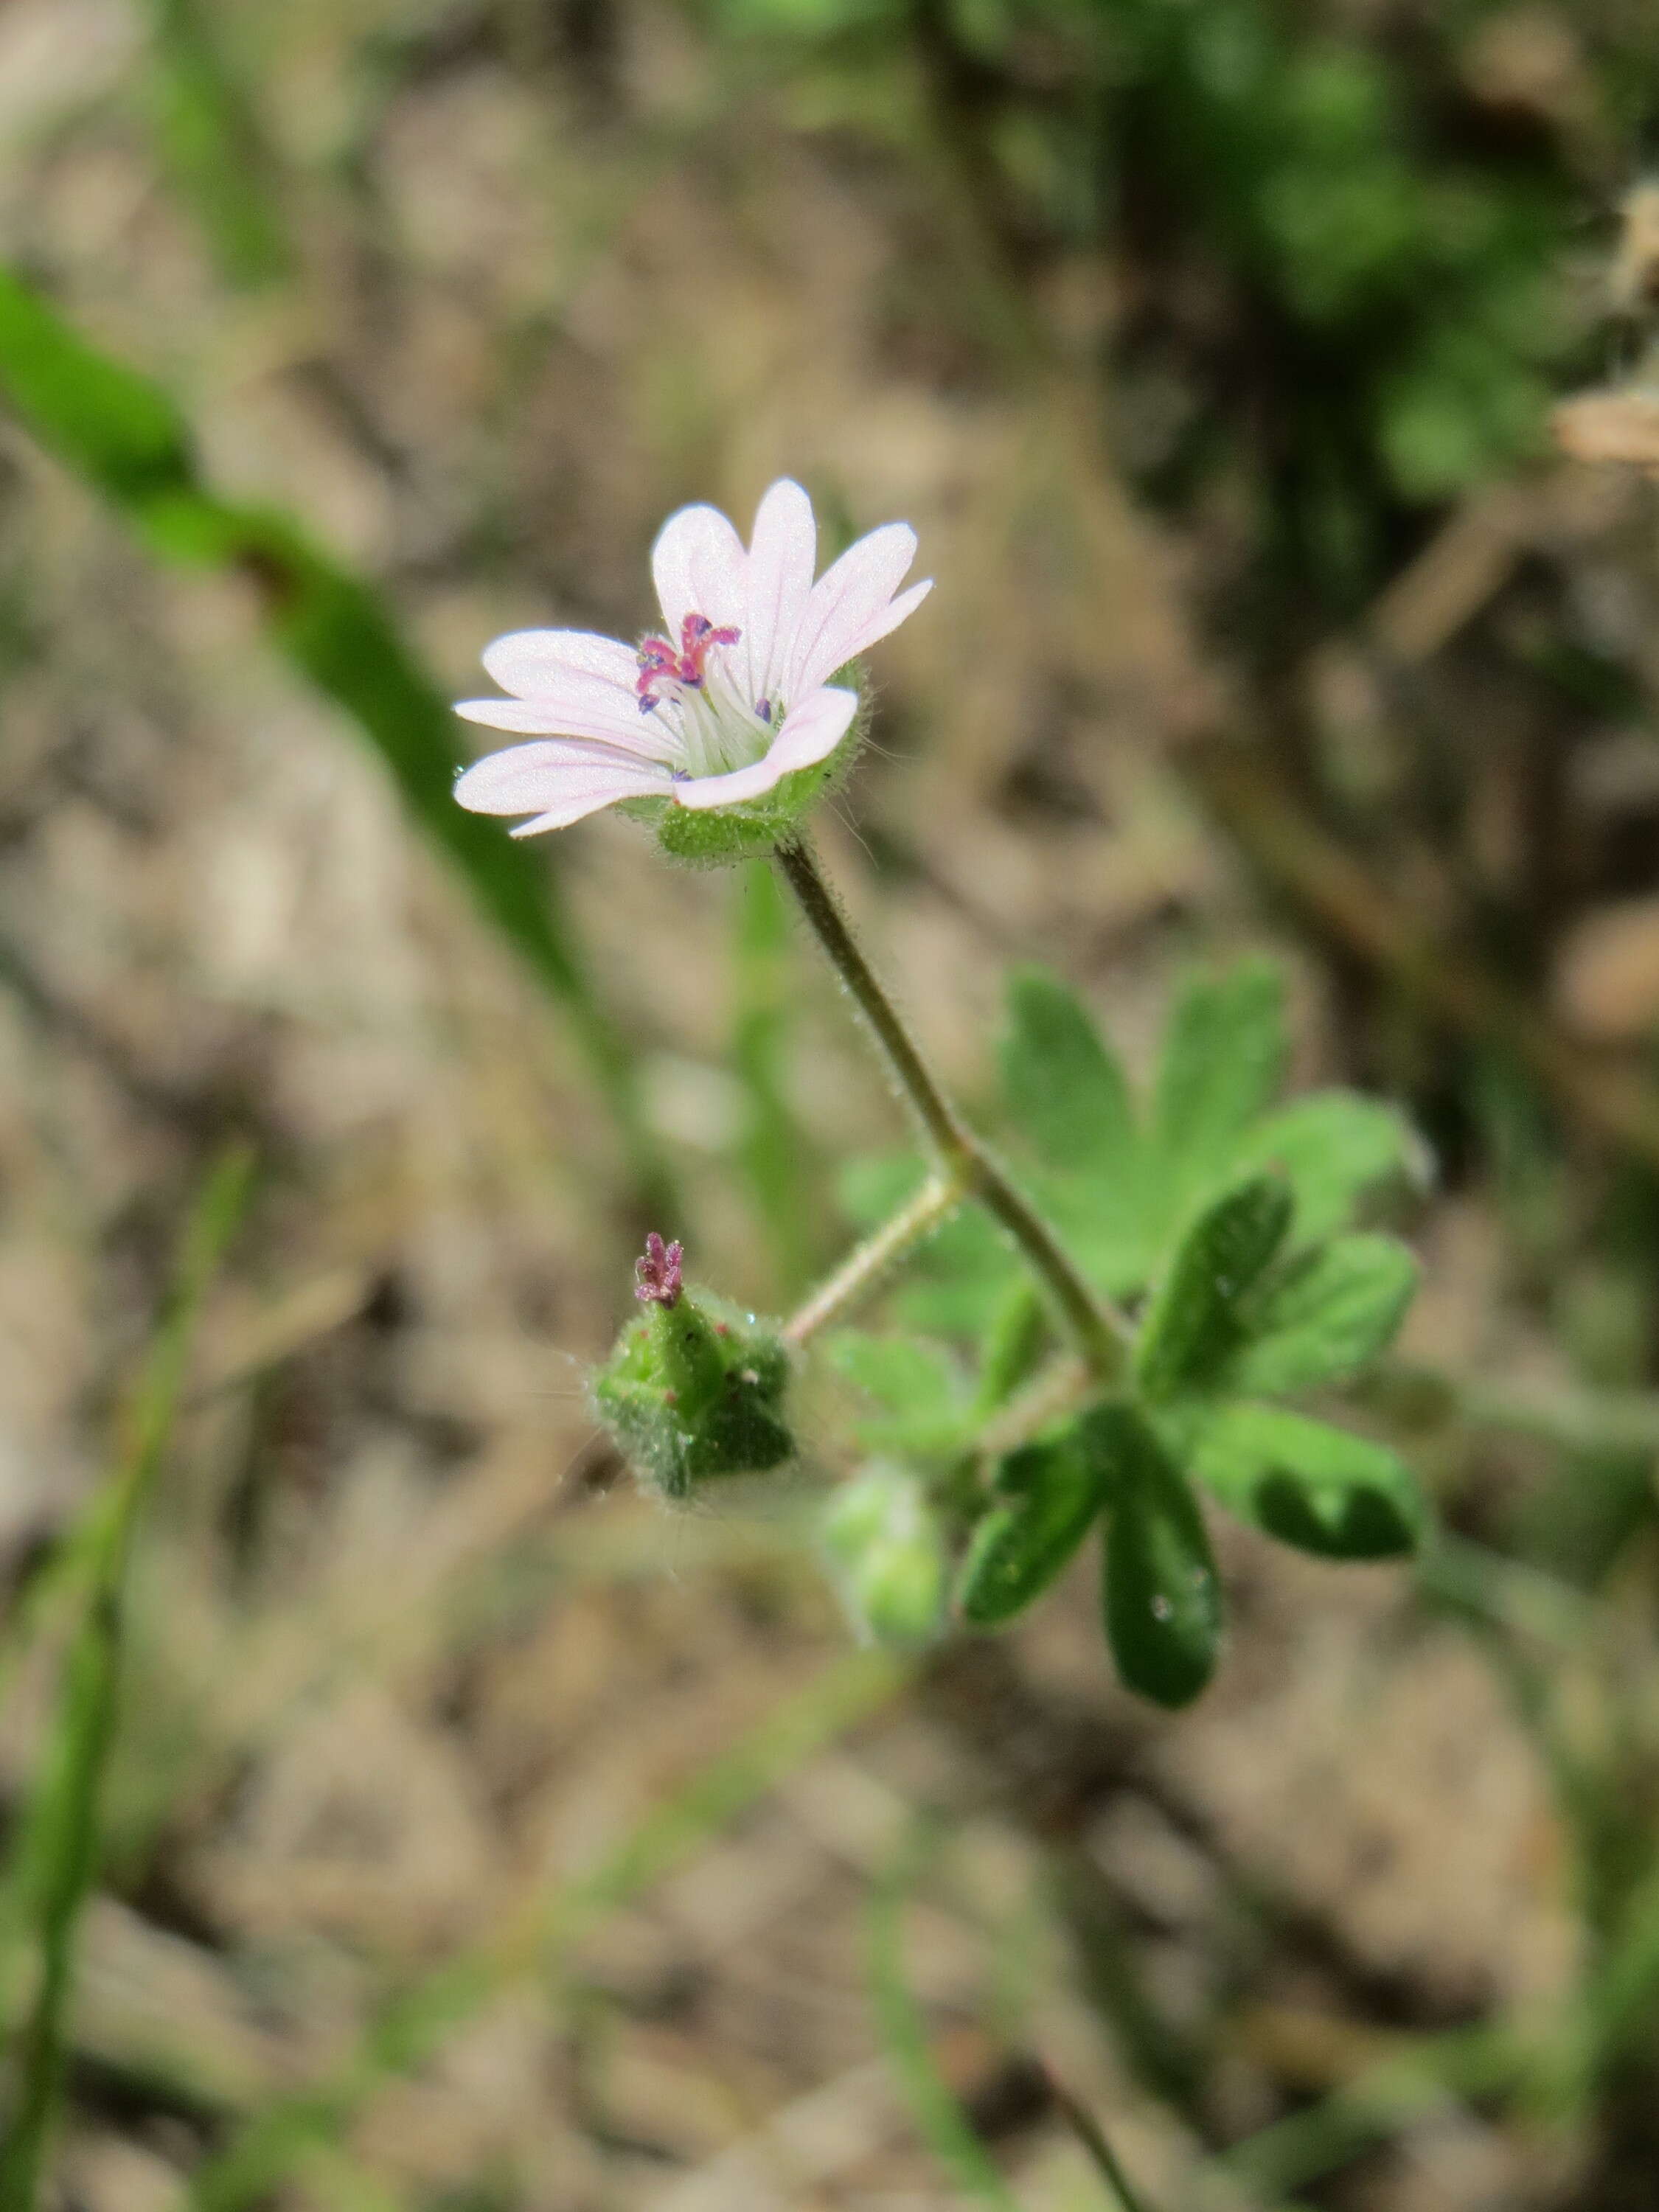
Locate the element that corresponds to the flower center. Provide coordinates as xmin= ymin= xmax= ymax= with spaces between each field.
xmin=636 ymin=613 xmax=742 ymax=711
xmin=636 ymin=611 xmax=774 ymax=780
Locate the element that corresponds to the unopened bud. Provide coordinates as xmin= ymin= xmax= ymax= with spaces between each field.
xmin=820 ymin=1464 xmax=949 ymax=1649
xmin=594 ymin=1248 xmax=793 ymax=1500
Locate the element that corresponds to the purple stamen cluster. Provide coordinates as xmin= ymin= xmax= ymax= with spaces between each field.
xmin=636 ymin=611 xmax=741 ymax=712
xmin=634 ymin=1231 xmax=684 ymax=1308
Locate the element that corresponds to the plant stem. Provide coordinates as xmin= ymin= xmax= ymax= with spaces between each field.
xmin=784 ymin=1170 xmax=966 ymax=1346
xmin=774 ymin=837 xmax=1127 ymax=1380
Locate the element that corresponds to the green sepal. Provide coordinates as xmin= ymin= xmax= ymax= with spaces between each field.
xmin=1185 ymin=1402 xmax=1425 ymax=1559
xmin=1225 ymin=1233 xmax=1419 ymax=1394
xmin=1095 ymin=1405 xmax=1222 ymax=1709
xmin=957 ymin=1423 xmax=1107 ymax=1627
xmin=622 ymin=700 xmax=868 ymax=867
xmin=593 ymin=1290 xmax=793 ymax=1500
xmin=1135 ymin=1174 xmax=1293 ymax=1401
xmin=820 ymin=1463 xmax=950 ymax=1649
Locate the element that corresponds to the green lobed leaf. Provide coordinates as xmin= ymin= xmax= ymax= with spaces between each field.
xmin=1186 ymin=1403 xmax=1425 ymax=1559
xmin=1135 ymin=1175 xmax=1293 ymax=1401
xmin=1227 ymin=1090 xmax=1422 ymax=1247
xmin=1227 ymin=1232 xmax=1419 ymax=1394
xmin=972 ymin=1278 xmax=1049 ymax=1416
xmin=1001 ymin=967 xmax=1137 ymax=1178
xmin=827 ymin=1331 xmax=970 ymax=1455
xmin=957 ymin=1427 xmax=1107 ymax=1627
xmin=1152 ymin=961 xmax=1287 ymax=1202
xmin=1097 ymin=1406 xmax=1222 ymax=1709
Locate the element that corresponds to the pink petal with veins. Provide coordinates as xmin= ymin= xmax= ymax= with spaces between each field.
xmin=818 ymin=575 xmax=932 ymax=678
xmin=651 ymin=503 xmax=747 ymax=641
xmin=787 ymin=522 xmax=922 ymax=699
xmin=455 ymin=740 xmax=675 ymax=824
xmin=741 ymin=479 xmax=816 ymax=710
xmin=482 ymin=629 xmax=640 ymax=698
xmin=672 ymin=686 xmax=858 ymax=810
xmin=456 ymin=684 xmax=684 ymax=763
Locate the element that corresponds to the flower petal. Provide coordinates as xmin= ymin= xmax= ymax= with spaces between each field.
xmin=820 ymin=575 xmax=933 ymax=674
xmin=456 ymin=685 xmax=684 ymax=763
xmin=787 ymin=521 xmax=920 ymax=699
xmin=455 ymin=740 xmax=674 ymax=821
xmin=481 ymin=629 xmax=639 ymax=698
xmin=507 ymin=786 xmax=657 ymax=837
xmin=742 ymin=479 xmax=816 ymax=709
xmin=672 ymin=686 xmax=858 ymax=810
xmin=651 ymin=502 xmax=747 ymax=639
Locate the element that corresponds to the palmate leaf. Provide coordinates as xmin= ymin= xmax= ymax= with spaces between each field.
xmin=999 ymin=967 xmax=1157 ymax=1295
xmin=957 ymin=1425 xmax=1107 ymax=1627
xmin=1185 ymin=1403 xmax=1425 ymax=1560
xmin=1227 ymin=1233 xmax=1419 ymax=1395
xmin=1096 ymin=1405 xmax=1222 ymax=1709
xmin=827 ymin=1331 xmax=973 ymax=1455
xmin=972 ymin=1278 xmax=1049 ymax=1417
xmin=1152 ymin=961 xmax=1287 ymax=1207
xmin=1001 ymin=967 xmax=1136 ymax=1178
xmin=992 ymin=961 xmax=1418 ymax=1311
xmin=1135 ymin=1175 xmax=1293 ymax=1401
xmin=1228 ymin=1091 xmax=1424 ymax=1248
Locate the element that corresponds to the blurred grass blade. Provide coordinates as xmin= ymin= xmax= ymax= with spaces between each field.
xmin=144 ymin=0 xmax=293 ymax=288
xmin=0 ymin=1147 xmax=252 ymax=2212
xmin=187 ymin=1650 xmax=904 ymax=2212
xmin=1044 ymin=2070 xmax=1161 ymax=2212
xmin=0 ymin=266 xmax=673 ymax=1220
xmin=868 ymin=1827 xmax=1022 ymax=2212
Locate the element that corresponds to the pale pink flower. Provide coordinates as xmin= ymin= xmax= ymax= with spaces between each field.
xmin=453 ymin=480 xmax=931 ymax=835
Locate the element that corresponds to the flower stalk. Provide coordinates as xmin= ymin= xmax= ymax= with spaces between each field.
xmin=783 ymin=1169 xmax=967 ymax=1347
xmin=773 ymin=837 xmax=1129 ymax=1382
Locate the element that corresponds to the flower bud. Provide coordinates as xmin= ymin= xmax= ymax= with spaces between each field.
xmin=819 ymin=1463 xmax=950 ymax=1649
xmin=594 ymin=1242 xmax=794 ymax=1500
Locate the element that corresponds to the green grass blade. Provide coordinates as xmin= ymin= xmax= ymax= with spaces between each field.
xmin=0 ymin=1147 xmax=252 ymax=2212
xmin=0 ymin=266 xmax=673 ymax=1220
xmin=1044 ymin=2072 xmax=1161 ymax=2212
xmin=186 ymin=1650 xmax=904 ymax=2212
xmin=143 ymin=0 xmax=293 ymax=289
xmin=868 ymin=1827 xmax=1023 ymax=2212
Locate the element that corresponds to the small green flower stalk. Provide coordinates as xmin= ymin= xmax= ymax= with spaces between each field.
xmin=593 ymin=1236 xmax=794 ymax=1500
xmin=458 ymin=480 xmax=1432 ymax=1708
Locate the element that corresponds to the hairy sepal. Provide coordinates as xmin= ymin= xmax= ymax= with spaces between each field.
xmin=593 ymin=1288 xmax=794 ymax=1500
xmin=636 ymin=686 xmax=872 ymax=867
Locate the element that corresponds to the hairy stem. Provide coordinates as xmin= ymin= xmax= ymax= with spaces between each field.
xmin=784 ymin=1170 xmax=967 ymax=1347
xmin=773 ymin=837 xmax=1127 ymax=1381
